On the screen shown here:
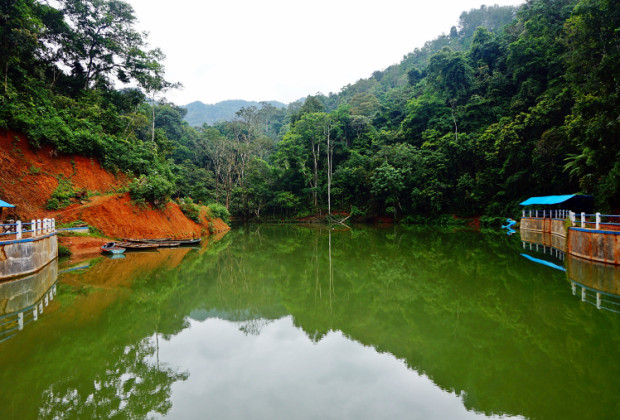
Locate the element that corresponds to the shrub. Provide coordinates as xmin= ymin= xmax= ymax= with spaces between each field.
xmin=129 ymin=174 xmax=174 ymax=208
xmin=46 ymin=176 xmax=75 ymax=210
xmin=480 ymin=216 xmax=510 ymax=229
xmin=178 ymin=197 xmax=201 ymax=223
xmin=401 ymin=214 xmax=467 ymax=226
xmin=207 ymin=203 xmax=230 ymax=224
xmin=58 ymin=245 xmax=71 ymax=258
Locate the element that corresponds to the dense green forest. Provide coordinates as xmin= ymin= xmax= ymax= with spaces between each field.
xmin=1 ymin=0 xmax=619 ymax=220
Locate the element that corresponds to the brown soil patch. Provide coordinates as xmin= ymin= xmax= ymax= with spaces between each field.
xmin=58 ymin=236 xmax=108 ymax=261
xmin=1 ymin=130 xmax=230 ymax=247
xmin=453 ymin=215 xmax=481 ymax=229
xmin=0 ymin=130 xmax=125 ymax=218
xmin=55 ymin=193 xmax=229 ymax=239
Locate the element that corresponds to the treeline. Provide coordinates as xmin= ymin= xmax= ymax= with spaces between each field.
xmin=2 ymin=0 xmax=619 ymax=220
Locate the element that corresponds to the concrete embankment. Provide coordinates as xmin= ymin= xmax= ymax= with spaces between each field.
xmin=521 ymin=215 xmax=620 ymax=265
xmin=0 ymin=234 xmax=58 ymax=281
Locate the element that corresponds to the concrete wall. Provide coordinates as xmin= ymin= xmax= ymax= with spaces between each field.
xmin=520 ymin=217 xmax=567 ymax=237
xmin=0 ymin=233 xmax=58 ymax=280
xmin=551 ymin=219 xmax=567 ymax=238
xmin=568 ymin=228 xmax=620 ymax=265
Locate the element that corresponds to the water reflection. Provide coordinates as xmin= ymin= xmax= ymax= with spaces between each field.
xmin=0 ymin=259 xmax=58 ymax=343
xmin=0 ymin=227 xmax=619 ymax=419
xmin=520 ymin=229 xmax=620 ymax=314
xmin=39 ymin=336 xmax=188 ymax=419
xmin=153 ymin=316 xmax=508 ymax=420
xmin=0 ymin=246 xmax=215 ymax=419
xmin=567 ymin=254 xmax=620 ymax=313
xmin=520 ymin=229 xmax=566 ymax=259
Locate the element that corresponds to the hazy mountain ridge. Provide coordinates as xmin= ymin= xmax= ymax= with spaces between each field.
xmin=183 ymin=99 xmax=287 ymax=126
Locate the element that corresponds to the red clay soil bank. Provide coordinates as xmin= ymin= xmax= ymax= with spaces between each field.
xmin=58 ymin=236 xmax=109 ymax=260
xmin=1 ymin=130 xmax=229 ymax=239
xmin=0 ymin=129 xmax=125 ymax=217
xmin=54 ymin=193 xmax=228 ymax=239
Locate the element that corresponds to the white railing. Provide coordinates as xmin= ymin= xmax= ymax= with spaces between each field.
xmin=522 ymin=210 xmax=620 ymax=231
xmin=0 ymin=284 xmax=57 ymax=343
xmin=570 ymin=212 xmax=620 ymax=229
xmin=571 ymin=282 xmax=620 ymax=313
xmin=0 ymin=218 xmax=56 ymax=240
xmin=521 ymin=209 xmax=570 ymax=219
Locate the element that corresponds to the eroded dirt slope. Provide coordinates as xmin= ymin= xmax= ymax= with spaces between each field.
xmin=1 ymin=130 xmax=229 ymax=237
xmin=0 ymin=130 xmax=125 ymax=216
xmin=54 ymin=194 xmax=224 ymax=239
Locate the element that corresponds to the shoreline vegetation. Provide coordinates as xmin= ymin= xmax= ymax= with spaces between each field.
xmin=1 ymin=0 xmax=618 ymax=248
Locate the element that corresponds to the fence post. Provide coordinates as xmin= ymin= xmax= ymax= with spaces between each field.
xmin=581 ymin=212 xmax=585 ymax=228
xmin=18 ymin=312 xmax=24 ymax=330
xmin=595 ymin=213 xmax=601 ymax=230
xmin=37 ymin=219 xmax=42 ymax=236
xmin=536 ymin=210 xmax=538 ymax=218
xmin=569 ymin=211 xmax=575 ymax=226
xmin=16 ymin=220 xmax=22 ymax=239
xmin=522 ymin=210 xmax=525 ymax=217
xmin=597 ymin=292 xmax=601 ymax=309
xmin=52 ymin=218 xmax=56 ymax=232
xmin=30 ymin=220 xmax=36 ymax=237
xmin=529 ymin=209 xmax=532 ymax=217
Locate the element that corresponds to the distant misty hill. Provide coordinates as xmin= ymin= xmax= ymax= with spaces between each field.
xmin=183 ymin=99 xmax=287 ymax=126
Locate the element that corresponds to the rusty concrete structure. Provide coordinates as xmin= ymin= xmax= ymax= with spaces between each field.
xmin=519 ymin=194 xmax=619 ymax=266
xmin=567 ymin=227 xmax=620 ymax=265
xmin=520 ymin=212 xmax=620 ymax=266
xmin=0 ymin=219 xmax=58 ymax=280
xmin=520 ymin=216 xmax=567 ymax=239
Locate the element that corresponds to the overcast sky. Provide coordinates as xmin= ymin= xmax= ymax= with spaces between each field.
xmin=126 ymin=0 xmax=525 ymax=106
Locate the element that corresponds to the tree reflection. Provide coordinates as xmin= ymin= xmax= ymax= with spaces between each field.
xmin=38 ymin=336 xmax=188 ymax=419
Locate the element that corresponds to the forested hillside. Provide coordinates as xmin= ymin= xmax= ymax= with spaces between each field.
xmin=1 ymin=0 xmax=618 ymax=221
xmin=183 ymin=100 xmax=287 ymax=127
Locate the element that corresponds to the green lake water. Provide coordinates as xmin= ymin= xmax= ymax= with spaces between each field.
xmin=1 ymin=225 xmax=619 ymax=419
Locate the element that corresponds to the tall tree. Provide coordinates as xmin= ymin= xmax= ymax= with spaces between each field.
xmin=60 ymin=0 xmax=157 ymax=89
xmin=427 ymin=47 xmax=473 ymax=141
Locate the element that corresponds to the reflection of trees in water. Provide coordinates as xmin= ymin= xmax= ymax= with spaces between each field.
xmin=214 ymin=225 xmax=620 ymax=420
xmin=238 ymin=318 xmax=274 ymax=336
xmin=38 ymin=336 xmax=188 ymax=419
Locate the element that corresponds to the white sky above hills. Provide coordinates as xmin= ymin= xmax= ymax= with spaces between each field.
xmin=126 ymin=0 xmax=525 ymax=106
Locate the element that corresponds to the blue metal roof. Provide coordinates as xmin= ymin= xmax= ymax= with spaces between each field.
xmin=0 ymin=199 xmax=15 ymax=208
xmin=519 ymin=194 xmax=591 ymax=206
